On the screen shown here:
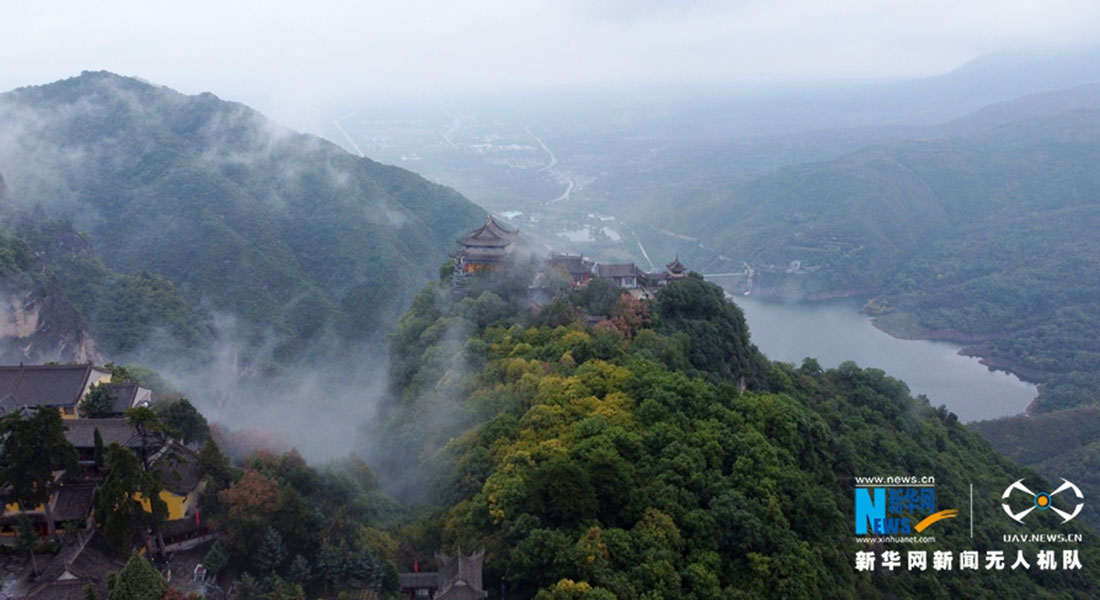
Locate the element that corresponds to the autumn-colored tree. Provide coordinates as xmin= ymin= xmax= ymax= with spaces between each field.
xmin=217 ymin=468 xmax=280 ymax=518
xmin=217 ymin=467 xmax=281 ymax=558
xmin=609 ymin=294 xmax=650 ymax=339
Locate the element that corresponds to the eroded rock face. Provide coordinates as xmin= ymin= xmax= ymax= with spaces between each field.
xmin=0 ymin=284 xmax=99 ymax=364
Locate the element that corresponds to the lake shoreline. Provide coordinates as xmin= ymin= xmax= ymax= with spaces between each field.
xmin=726 ymin=292 xmax=1039 ymax=422
xmin=867 ymin=315 xmax=1043 ymax=416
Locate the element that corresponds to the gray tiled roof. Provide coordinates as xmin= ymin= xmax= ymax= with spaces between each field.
xmin=596 ymin=263 xmax=637 ymax=278
xmin=0 ymin=364 xmax=98 ymax=413
xmin=155 ymin=444 xmax=202 ymax=496
xmin=26 ymin=533 xmax=123 ymax=599
xmin=104 ymin=382 xmax=139 ymax=414
xmin=52 ymin=481 xmax=96 ymax=521
xmin=63 ymin=418 xmax=138 ymax=448
xmin=457 ymin=214 xmax=518 ymax=248
xmin=550 ymin=254 xmax=594 ymax=275
xmin=399 ymin=571 xmax=439 ymax=589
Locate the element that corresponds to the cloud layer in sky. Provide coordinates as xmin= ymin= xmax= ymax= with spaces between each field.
xmin=4 ymin=1 xmax=1100 ymax=127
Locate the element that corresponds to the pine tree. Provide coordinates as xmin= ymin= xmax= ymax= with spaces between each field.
xmin=203 ymin=540 xmax=229 ymax=576
xmin=255 ymin=526 xmax=288 ymax=575
xmin=93 ymin=427 xmax=105 ymax=469
xmin=320 ymin=541 xmax=347 ymax=596
xmin=286 ymin=554 xmax=312 ymax=586
xmin=196 ymin=437 xmax=232 ymax=488
xmin=106 ymin=551 xmax=167 ymax=600
xmin=233 ymin=573 xmax=261 ymax=600
xmin=345 ymin=547 xmax=381 ymax=589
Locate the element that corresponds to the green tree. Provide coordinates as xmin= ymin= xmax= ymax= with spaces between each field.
xmin=106 ymin=550 xmax=167 ymax=600
xmin=286 ymin=554 xmax=312 ymax=586
xmin=256 ymin=526 xmax=288 ymax=575
xmin=94 ymin=443 xmax=167 ymax=555
xmin=94 ymin=427 xmax=105 ymax=469
xmin=106 ymin=363 xmax=176 ymax=397
xmin=79 ymin=383 xmax=117 ymax=418
xmin=153 ymin=397 xmax=208 ymax=444
xmin=233 ymin=573 xmax=262 ymax=600
xmin=653 ymin=275 xmax=765 ymax=387
xmin=573 ymin=277 xmax=624 ymax=317
xmin=83 ymin=582 xmax=102 ymax=600
xmin=123 ymin=406 xmax=178 ymax=472
xmin=14 ymin=515 xmax=39 ymax=576
xmin=203 ymin=540 xmax=230 ymax=576
xmin=196 ymin=437 xmax=233 ymax=488
xmin=320 ymin=540 xmax=348 ymax=596
xmin=0 ymin=407 xmax=79 ymax=536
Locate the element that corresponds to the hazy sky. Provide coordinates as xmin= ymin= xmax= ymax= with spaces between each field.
xmin=5 ymin=0 xmax=1100 ymax=128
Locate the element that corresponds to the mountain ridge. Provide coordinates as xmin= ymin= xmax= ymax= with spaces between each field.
xmin=0 ymin=71 xmax=486 ymax=369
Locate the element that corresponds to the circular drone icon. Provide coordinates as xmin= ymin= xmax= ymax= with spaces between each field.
xmin=1002 ymin=478 xmax=1084 ymax=523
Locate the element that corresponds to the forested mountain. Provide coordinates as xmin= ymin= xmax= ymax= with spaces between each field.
xmin=664 ymin=105 xmax=1100 ymax=412
xmin=0 ymin=71 xmax=483 ymax=369
xmin=375 ymin=271 xmax=1100 ymax=599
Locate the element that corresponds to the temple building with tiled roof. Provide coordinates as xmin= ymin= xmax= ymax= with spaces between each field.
xmin=453 ymin=214 xmax=518 ymax=272
xmin=0 ymin=363 xmax=111 ymax=419
xmin=399 ymin=549 xmax=489 ymax=599
xmin=549 ymin=253 xmax=594 ymax=288
xmin=595 ymin=262 xmax=640 ymax=289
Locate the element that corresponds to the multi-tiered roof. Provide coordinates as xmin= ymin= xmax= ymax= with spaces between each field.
xmin=453 ymin=214 xmax=518 ymax=270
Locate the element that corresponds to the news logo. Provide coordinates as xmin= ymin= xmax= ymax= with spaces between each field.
xmin=1002 ymin=478 xmax=1084 ymax=524
xmin=854 ymin=476 xmax=957 ymax=535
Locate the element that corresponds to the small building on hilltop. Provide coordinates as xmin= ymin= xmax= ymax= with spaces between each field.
xmin=665 ymin=256 xmax=688 ymax=281
xmin=399 ymin=550 xmax=489 ymax=600
xmin=549 ymin=253 xmax=594 ymax=288
xmin=595 ymin=262 xmax=640 ymax=289
xmin=638 ymin=255 xmax=689 ymax=290
xmin=453 ymin=214 xmax=518 ymax=273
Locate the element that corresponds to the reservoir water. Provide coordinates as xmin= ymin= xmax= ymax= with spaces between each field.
xmin=726 ymin=295 xmax=1037 ymax=422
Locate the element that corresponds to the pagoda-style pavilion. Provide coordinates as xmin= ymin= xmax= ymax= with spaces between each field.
xmin=666 ymin=256 xmax=688 ymax=280
xmin=453 ymin=214 xmax=518 ymax=272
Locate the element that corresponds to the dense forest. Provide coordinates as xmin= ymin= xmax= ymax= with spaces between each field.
xmin=5 ymin=262 xmax=1099 ymax=598
xmin=368 ymin=265 xmax=1100 ymax=598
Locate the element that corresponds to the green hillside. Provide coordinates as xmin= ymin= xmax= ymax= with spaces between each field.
xmin=0 ymin=71 xmax=483 ymax=368
xmin=0 ymin=201 xmax=206 ymax=364
xmin=663 ymin=109 xmax=1100 ymax=411
xmin=373 ymin=272 xmax=1100 ymax=599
